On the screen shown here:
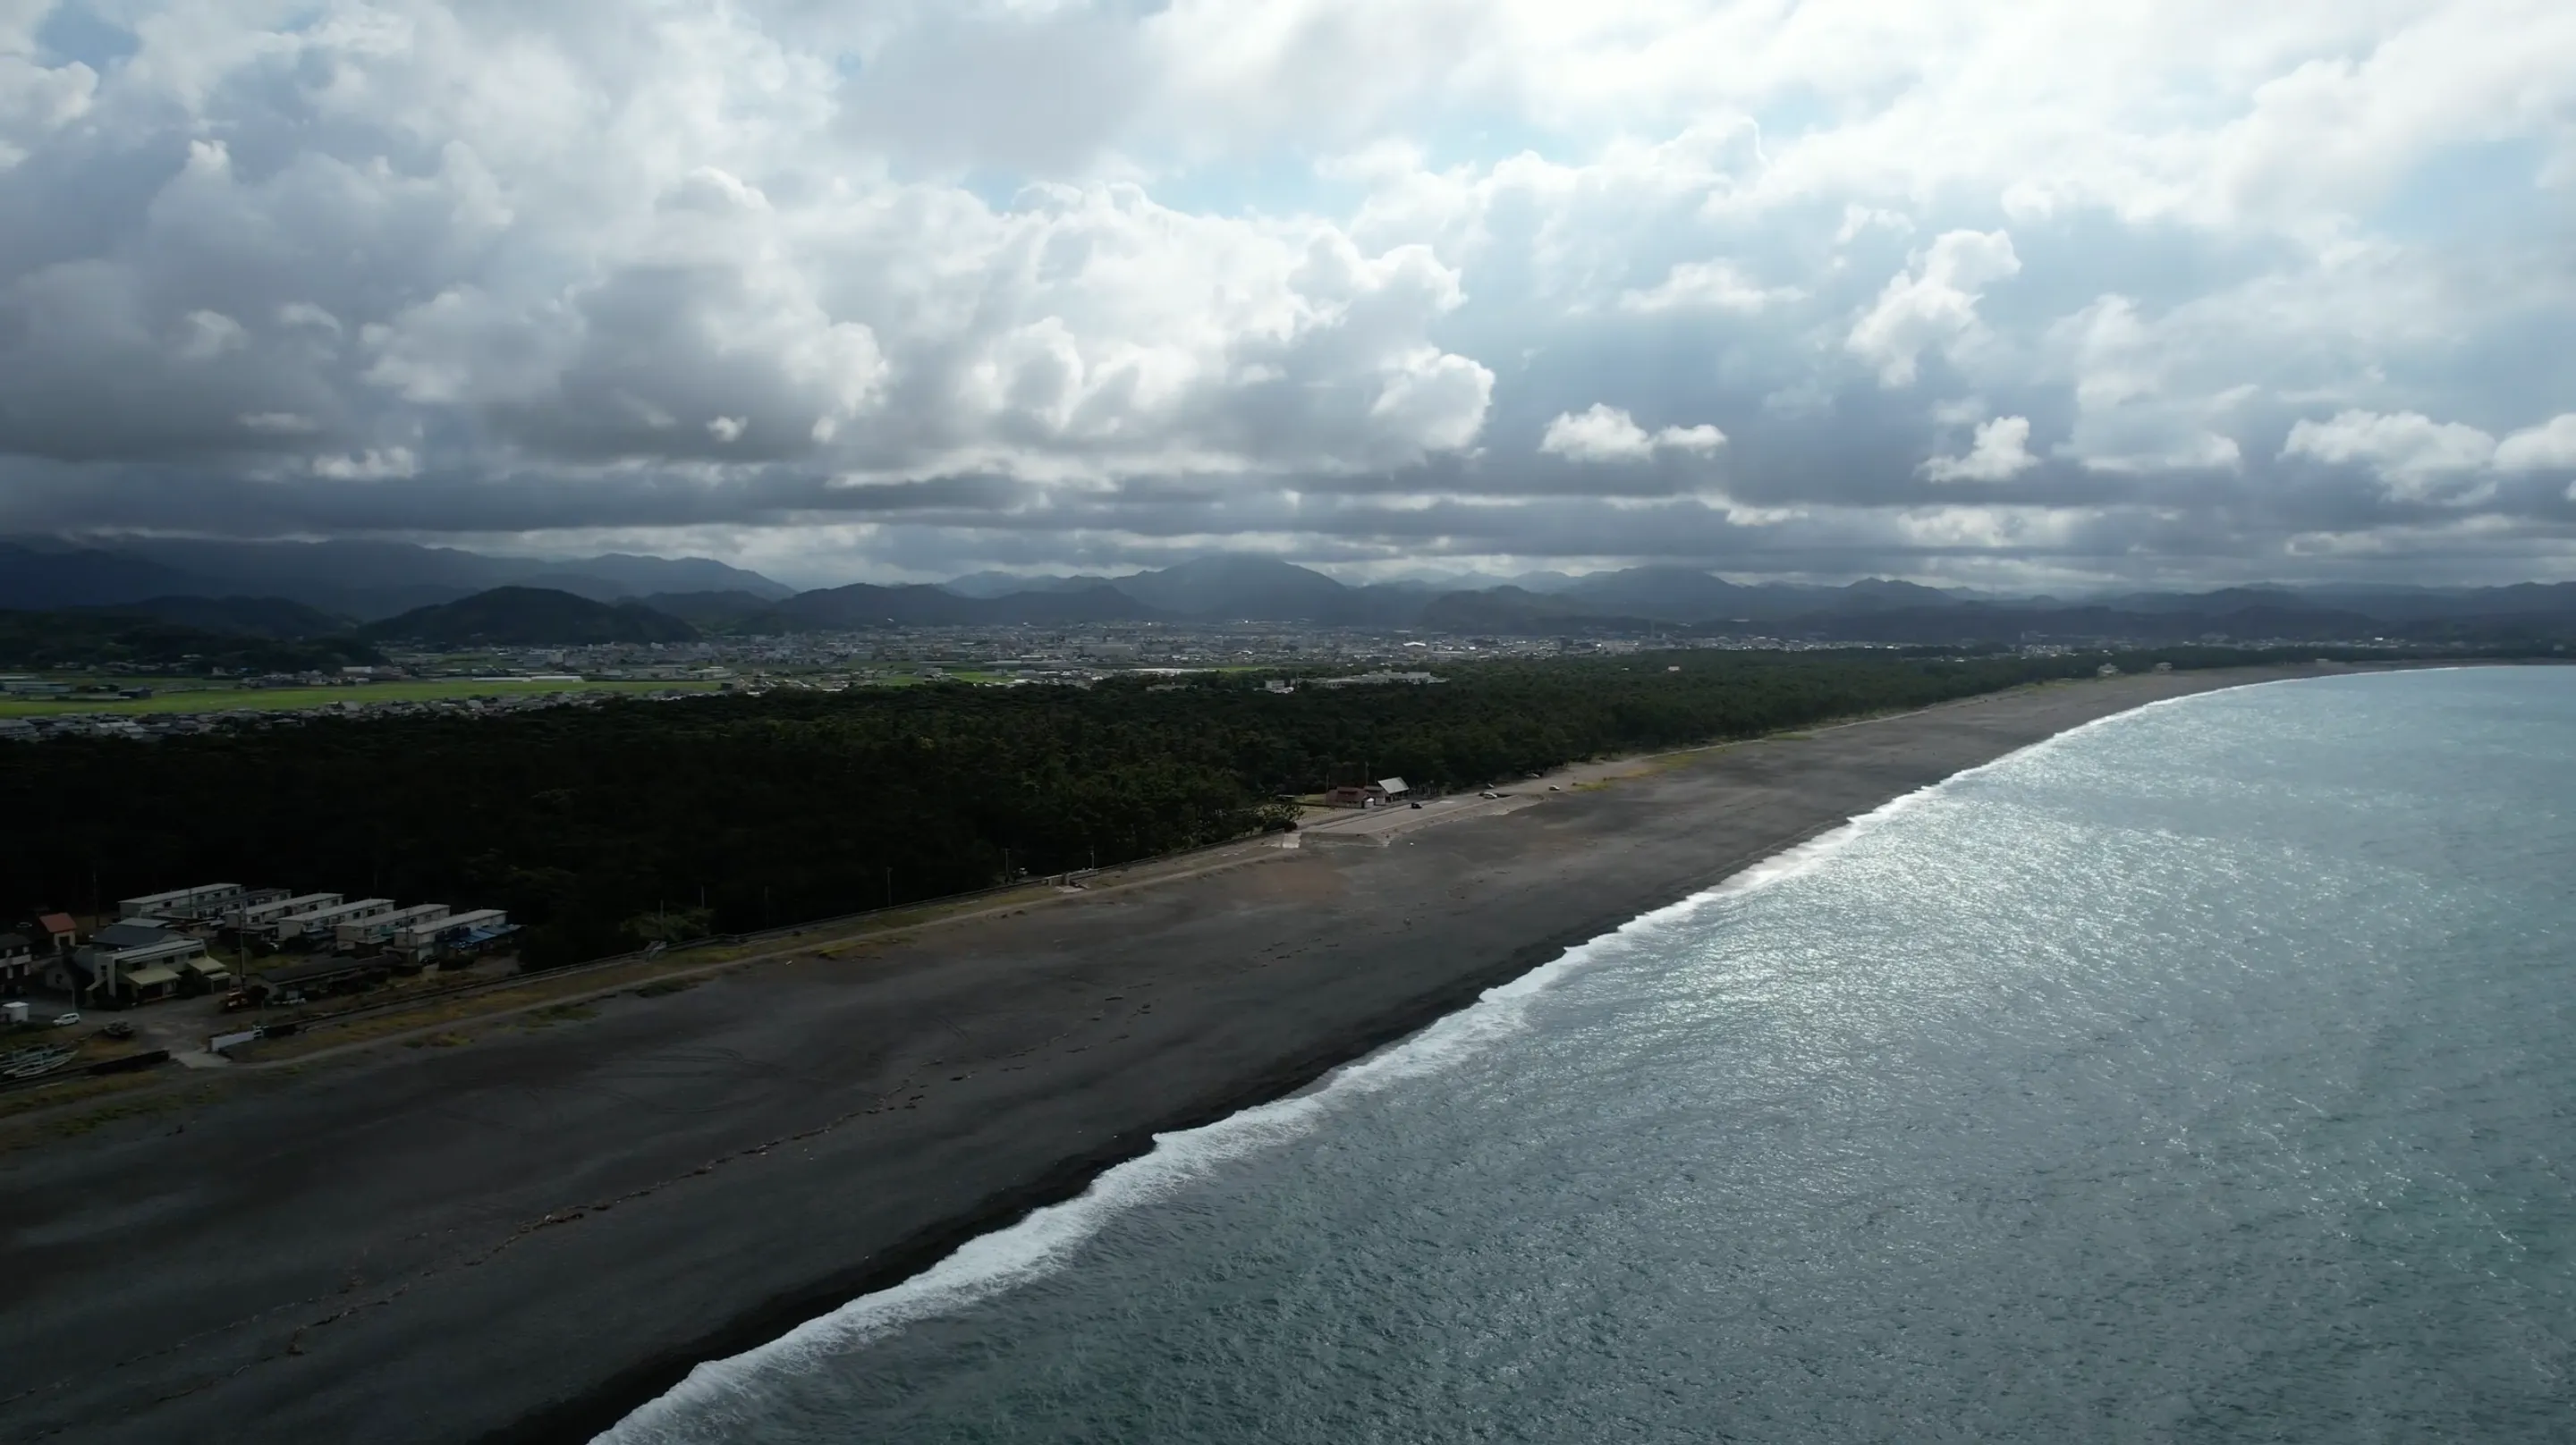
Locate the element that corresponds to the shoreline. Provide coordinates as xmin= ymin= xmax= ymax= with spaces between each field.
xmin=556 ymin=809 xmax=1879 ymax=1445
xmin=595 ymin=748 xmax=1962 ymax=1440
xmin=0 ymin=666 xmax=2388 ymax=1443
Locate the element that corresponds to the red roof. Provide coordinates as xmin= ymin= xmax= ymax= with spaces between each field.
xmin=38 ymin=913 xmax=76 ymax=935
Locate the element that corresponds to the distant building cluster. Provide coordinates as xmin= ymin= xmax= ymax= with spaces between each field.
xmin=0 ymin=618 xmax=2253 ymax=748
xmin=9 ymin=881 xmax=514 ymax=1012
xmin=1310 ymin=671 xmax=1445 ymax=688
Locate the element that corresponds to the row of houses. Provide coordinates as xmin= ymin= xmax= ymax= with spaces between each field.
xmin=115 ymin=884 xmax=510 ymax=955
xmin=6 ymin=883 xmax=516 ymax=1008
xmin=0 ymin=915 xmax=229 ymax=1005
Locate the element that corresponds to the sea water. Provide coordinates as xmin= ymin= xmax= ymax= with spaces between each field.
xmin=606 ymin=667 xmax=2576 ymax=1443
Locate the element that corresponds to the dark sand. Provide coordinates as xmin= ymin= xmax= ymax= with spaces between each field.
xmin=3 ymin=669 xmax=2309 ymax=1443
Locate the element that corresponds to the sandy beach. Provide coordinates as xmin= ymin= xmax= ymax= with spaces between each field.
xmin=2 ymin=668 xmax=2315 ymax=1443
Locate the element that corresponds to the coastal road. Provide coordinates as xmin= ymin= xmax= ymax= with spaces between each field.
xmin=0 ymin=668 xmax=2318 ymax=1444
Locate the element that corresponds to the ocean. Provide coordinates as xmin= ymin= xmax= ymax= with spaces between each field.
xmin=604 ymin=667 xmax=2576 ymax=1443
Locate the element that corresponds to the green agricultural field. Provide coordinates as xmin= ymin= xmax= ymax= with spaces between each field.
xmin=0 ymin=678 xmax=719 ymax=718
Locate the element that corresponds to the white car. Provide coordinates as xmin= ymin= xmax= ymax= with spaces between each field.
xmin=52 ymin=1011 xmax=80 ymax=1027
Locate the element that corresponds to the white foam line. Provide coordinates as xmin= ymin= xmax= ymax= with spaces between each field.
xmin=592 ymin=688 xmax=2235 ymax=1441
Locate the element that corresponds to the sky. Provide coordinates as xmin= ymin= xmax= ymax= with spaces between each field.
xmin=3 ymin=1 xmax=2575 ymax=589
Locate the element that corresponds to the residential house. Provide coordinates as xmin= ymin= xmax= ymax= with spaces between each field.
xmin=38 ymin=953 xmax=98 ymax=999
xmin=1324 ymin=777 xmax=1410 ymax=807
xmin=0 ymin=932 xmax=30 ymax=993
xmin=75 ymin=922 xmax=210 ymax=1005
xmin=36 ymin=913 xmax=78 ymax=955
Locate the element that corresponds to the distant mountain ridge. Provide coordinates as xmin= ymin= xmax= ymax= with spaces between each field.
xmin=745 ymin=580 xmax=1164 ymax=632
xmin=89 ymin=595 xmax=355 ymax=638
xmin=11 ymin=535 xmax=2576 ymax=646
xmin=2 ymin=537 xmax=792 ymax=619
xmin=874 ymin=560 xmax=2576 ymax=644
xmin=0 ymin=542 xmax=208 ymax=610
xmin=359 ymin=587 xmax=699 ymax=646
xmin=637 ymin=590 xmax=779 ymax=630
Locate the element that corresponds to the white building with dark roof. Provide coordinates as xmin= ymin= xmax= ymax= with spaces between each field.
xmin=272 ymin=898 xmax=394 ymax=941
xmin=75 ymin=923 xmax=210 ymax=1003
xmin=336 ymin=903 xmax=449 ymax=949
xmin=117 ymin=883 xmax=246 ymax=921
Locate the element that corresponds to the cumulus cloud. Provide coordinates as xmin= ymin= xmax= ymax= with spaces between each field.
xmin=1540 ymin=405 xmax=1725 ymax=464
xmin=1846 ymin=230 xmax=2021 ymax=389
xmin=2275 ymin=409 xmax=2576 ymax=510
xmin=1616 ymin=259 xmax=1797 ymax=314
xmin=2280 ymin=410 xmax=2499 ymax=503
xmin=2 ymin=1 xmax=2575 ymax=587
xmin=2496 ymin=416 xmax=2576 ymax=474
xmin=2047 ymin=296 xmax=2246 ymax=474
xmin=0 ymin=5 xmax=1506 ymax=494
xmin=1922 ymin=416 xmax=2040 ymax=483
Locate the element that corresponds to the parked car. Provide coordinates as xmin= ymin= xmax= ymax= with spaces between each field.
xmin=99 ymin=1021 xmax=135 ymax=1041
xmin=52 ymin=1011 xmax=80 ymax=1027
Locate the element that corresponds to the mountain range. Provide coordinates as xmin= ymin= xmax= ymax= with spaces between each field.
xmin=0 ymin=537 xmax=790 ymax=619
xmin=6 ymin=538 xmax=2576 ymax=646
xmin=358 ymin=587 xmax=703 ymax=647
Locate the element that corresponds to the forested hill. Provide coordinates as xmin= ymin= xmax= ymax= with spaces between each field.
xmin=359 ymin=587 xmax=699 ymax=646
xmin=0 ymin=648 xmax=2405 ymax=968
xmin=0 ymin=607 xmax=382 ymax=672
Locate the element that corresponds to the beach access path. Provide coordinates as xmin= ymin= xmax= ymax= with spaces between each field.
xmin=2 ymin=666 xmax=2313 ymax=1444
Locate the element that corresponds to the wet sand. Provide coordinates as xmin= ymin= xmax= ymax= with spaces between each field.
xmin=1 ymin=669 xmax=2313 ymax=1443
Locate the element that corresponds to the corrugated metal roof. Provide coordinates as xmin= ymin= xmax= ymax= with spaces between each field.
xmin=1377 ymin=777 xmax=1409 ymax=794
xmin=94 ymin=922 xmax=177 ymax=949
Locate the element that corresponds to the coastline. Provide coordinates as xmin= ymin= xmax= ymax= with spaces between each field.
xmin=0 ymin=666 xmax=2348 ymax=1443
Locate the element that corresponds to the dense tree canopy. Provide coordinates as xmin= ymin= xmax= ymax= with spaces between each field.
xmin=0 ymin=609 xmax=380 ymax=672
xmin=0 ymin=646 xmax=2439 ymax=966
